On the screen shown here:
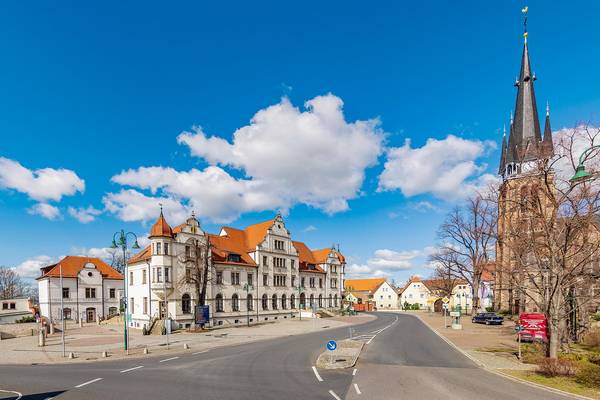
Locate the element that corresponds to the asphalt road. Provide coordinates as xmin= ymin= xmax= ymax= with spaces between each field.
xmin=0 ymin=312 xmax=574 ymax=400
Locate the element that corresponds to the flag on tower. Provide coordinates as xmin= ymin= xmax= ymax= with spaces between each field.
xmin=522 ymin=6 xmax=529 ymax=13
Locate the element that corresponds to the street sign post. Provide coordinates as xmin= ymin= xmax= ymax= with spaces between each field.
xmin=326 ymin=340 xmax=337 ymax=367
xmin=442 ymin=297 xmax=450 ymax=328
xmin=515 ymin=324 xmax=524 ymax=359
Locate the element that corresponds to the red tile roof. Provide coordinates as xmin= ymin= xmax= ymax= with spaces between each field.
xmin=38 ymin=256 xmax=123 ymax=280
xmin=128 ymin=245 xmax=151 ymax=264
xmin=150 ymin=210 xmax=174 ymax=238
xmin=344 ymin=278 xmax=386 ymax=292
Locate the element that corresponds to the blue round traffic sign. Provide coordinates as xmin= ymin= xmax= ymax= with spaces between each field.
xmin=326 ymin=340 xmax=337 ymax=351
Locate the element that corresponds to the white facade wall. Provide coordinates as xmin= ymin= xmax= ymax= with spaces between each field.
xmin=0 ymin=298 xmax=32 ymax=324
xmin=37 ymin=264 xmax=122 ymax=323
xmin=373 ymin=281 xmax=397 ymax=309
xmin=400 ymin=281 xmax=431 ymax=309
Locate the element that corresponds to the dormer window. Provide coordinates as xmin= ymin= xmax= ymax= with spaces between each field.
xmin=227 ymin=253 xmax=241 ymax=263
xmin=308 ymin=264 xmax=316 ymax=270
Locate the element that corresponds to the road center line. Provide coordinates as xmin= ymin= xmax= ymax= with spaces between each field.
xmin=354 ymin=383 xmax=362 ymax=395
xmin=311 ymin=366 xmax=323 ymax=382
xmin=329 ymin=390 xmax=342 ymax=400
xmin=366 ymin=316 xmax=398 ymax=345
xmin=159 ymin=356 xmax=180 ymax=363
xmin=75 ymin=378 xmax=103 ymax=388
xmin=192 ymin=350 xmax=209 ymax=355
xmin=120 ymin=365 xmax=144 ymax=373
xmin=0 ymin=390 xmax=22 ymax=400
xmin=352 ymin=368 xmax=358 ymax=376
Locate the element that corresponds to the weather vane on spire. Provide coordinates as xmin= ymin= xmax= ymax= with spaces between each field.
xmin=522 ymin=6 xmax=529 ymax=42
xmin=159 ymin=202 xmax=163 ymax=212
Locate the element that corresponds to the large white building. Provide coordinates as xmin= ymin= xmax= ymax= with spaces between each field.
xmin=37 ymin=256 xmax=124 ymax=323
xmin=127 ymin=211 xmax=345 ymax=330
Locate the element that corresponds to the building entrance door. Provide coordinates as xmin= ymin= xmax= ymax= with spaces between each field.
xmin=86 ymin=307 xmax=96 ymax=323
xmin=159 ymin=301 xmax=167 ymax=319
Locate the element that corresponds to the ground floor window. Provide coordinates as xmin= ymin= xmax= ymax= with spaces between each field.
xmin=182 ymin=294 xmax=191 ymax=314
xmin=334 ymin=294 xmax=338 ymax=307
xmin=262 ymin=294 xmax=268 ymax=310
xmin=232 ymin=294 xmax=240 ymax=311
xmin=62 ymin=308 xmax=71 ymax=320
xmin=215 ymin=294 xmax=224 ymax=312
xmin=281 ymin=294 xmax=287 ymax=310
xmin=290 ymin=294 xmax=296 ymax=309
xmin=108 ymin=307 xmax=118 ymax=316
xmin=300 ymin=293 xmax=306 ymax=309
xmin=247 ymin=294 xmax=253 ymax=311
xmin=272 ymin=294 xmax=278 ymax=310
xmin=318 ymin=294 xmax=323 ymax=308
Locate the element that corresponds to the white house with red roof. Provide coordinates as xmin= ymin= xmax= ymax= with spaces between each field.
xmin=37 ymin=256 xmax=124 ymax=323
xmin=126 ymin=211 xmax=345 ymax=330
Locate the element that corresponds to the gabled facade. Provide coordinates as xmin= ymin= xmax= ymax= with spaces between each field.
xmin=344 ymin=278 xmax=397 ymax=309
xmin=37 ymin=256 xmax=123 ymax=323
xmin=127 ymin=212 xmax=345 ymax=330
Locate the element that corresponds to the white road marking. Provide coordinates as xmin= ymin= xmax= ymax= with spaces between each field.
xmin=329 ymin=390 xmax=342 ymax=400
xmin=120 ymin=365 xmax=144 ymax=373
xmin=75 ymin=378 xmax=103 ymax=388
xmin=159 ymin=356 xmax=180 ymax=363
xmin=192 ymin=350 xmax=209 ymax=355
xmin=366 ymin=316 xmax=398 ymax=345
xmin=354 ymin=383 xmax=362 ymax=395
xmin=0 ymin=390 xmax=22 ymax=400
xmin=352 ymin=368 xmax=358 ymax=376
xmin=311 ymin=366 xmax=323 ymax=382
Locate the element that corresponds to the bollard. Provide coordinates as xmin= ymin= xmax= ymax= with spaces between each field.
xmin=68 ymin=352 xmax=75 ymax=359
xmin=96 ymin=315 xmax=100 ymax=325
xmin=143 ymin=347 xmax=149 ymax=355
xmin=102 ymin=351 xmax=108 ymax=358
xmin=38 ymin=329 xmax=45 ymax=347
xmin=79 ymin=318 xmax=83 ymax=328
xmin=183 ymin=343 xmax=190 ymax=350
xmin=49 ymin=323 xmax=55 ymax=335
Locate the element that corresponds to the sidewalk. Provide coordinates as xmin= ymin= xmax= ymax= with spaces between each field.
xmin=0 ymin=314 xmax=375 ymax=364
xmin=414 ymin=311 xmax=535 ymax=371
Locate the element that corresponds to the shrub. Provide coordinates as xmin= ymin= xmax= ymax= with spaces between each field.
xmin=403 ymin=301 xmax=410 ymax=310
xmin=591 ymin=312 xmax=600 ymax=322
xmin=575 ymin=363 xmax=600 ymax=388
xmin=15 ymin=315 xmax=36 ymax=323
xmin=583 ymin=328 xmax=600 ymax=347
xmin=537 ymin=357 xmax=578 ymax=377
xmin=497 ymin=309 xmax=512 ymax=316
xmin=520 ymin=342 xmax=545 ymax=365
xmin=485 ymin=306 xmax=495 ymax=312
xmin=587 ymin=353 xmax=600 ymax=366
xmin=411 ymin=303 xmax=420 ymax=310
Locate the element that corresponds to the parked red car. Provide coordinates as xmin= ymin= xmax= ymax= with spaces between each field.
xmin=517 ymin=313 xmax=548 ymax=342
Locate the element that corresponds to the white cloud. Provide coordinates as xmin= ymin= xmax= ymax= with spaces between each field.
xmin=345 ymin=247 xmax=434 ymax=279
xmin=27 ymin=203 xmax=61 ymax=220
xmin=378 ymin=135 xmax=496 ymax=200
xmin=107 ymin=94 xmax=384 ymax=223
xmin=303 ymin=225 xmax=317 ymax=232
xmin=68 ymin=206 xmax=102 ymax=223
xmin=14 ymin=255 xmax=56 ymax=278
xmin=410 ymin=201 xmax=441 ymax=213
xmin=0 ymin=157 xmax=84 ymax=202
xmin=103 ymin=189 xmax=189 ymax=224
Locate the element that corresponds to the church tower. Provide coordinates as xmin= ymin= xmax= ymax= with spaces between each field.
xmin=495 ymin=11 xmax=554 ymax=313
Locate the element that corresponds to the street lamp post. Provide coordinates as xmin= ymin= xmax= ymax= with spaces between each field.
xmin=570 ymin=145 xmax=600 ymax=182
xmin=243 ymin=283 xmax=253 ymax=327
xmin=110 ymin=230 xmax=140 ymax=354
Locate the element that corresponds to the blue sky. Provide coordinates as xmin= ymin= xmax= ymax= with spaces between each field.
xmin=1 ymin=1 xmax=599 ymax=285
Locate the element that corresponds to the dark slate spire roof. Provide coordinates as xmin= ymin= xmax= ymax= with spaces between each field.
xmin=508 ymin=41 xmax=543 ymax=164
xmin=542 ymin=101 xmax=554 ymax=157
xmin=498 ymin=125 xmax=507 ymax=175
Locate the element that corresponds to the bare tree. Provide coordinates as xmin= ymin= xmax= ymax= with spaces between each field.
xmin=494 ymin=124 xmax=600 ymax=358
xmin=178 ymin=237 xmax=212 ymax=307
xmin=107 ymin=248 xmax=127 ymax=273
xmin=426 ymin=258 xmax=463 ymax=297
xmin=434 ymin=195 xmax=497 ymax=314
xmin=0 ymin=266 xmax=28 ymax=299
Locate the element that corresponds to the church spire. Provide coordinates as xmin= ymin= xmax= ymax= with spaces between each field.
xmin=543 ymin=101 xmax=554 ymax=157
xmin=498 ymin=125 xmax=508 ymax=175
xmin=502 ymin=6 xmax=544 ymax=173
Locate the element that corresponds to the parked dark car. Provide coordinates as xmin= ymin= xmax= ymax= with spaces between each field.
xmin=471 ymin=313 xmax=504 ymax=325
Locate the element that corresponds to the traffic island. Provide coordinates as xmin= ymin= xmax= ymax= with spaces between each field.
xmin=316 ymin=339 xmax=363 ymax=369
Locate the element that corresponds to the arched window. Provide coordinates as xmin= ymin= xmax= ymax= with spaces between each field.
xmin=334 ymin=294 xmax=338 ymax=307
xmin=62 ymin=308 xmax=72 ymax=320
xmin=272 ymin=294 xmax=278 ymax=310
xmin=232 ymin=294 xmax=239 ymax=312
xmin=262 ymin=294 xmax=268 ymax=310
xmin=299 ymin=293 xmax=306 ymax=309
xmin=328 ymin=294 xmax=332 ymax=308
xmin=290 ymin=294 xmax=296 ymax=309
xmin=247 ymin=294 xmax=253 ymax=311
xmin=108 ymin=307 xmax=117 ymax=317
xmin=215 ymin=294 xmax=224 ymax=312
xmin=318 ymin=294 xmax=323 ymax=308
xmin=309 ymin=294 xmax=314 ymax=308
xmin=520 ymin=185 xmax=529 ymax=212
xmin=182 ymin=293 xmax=191 ymax=314
xmin=281 ymin=294 xmax=287 ymax=310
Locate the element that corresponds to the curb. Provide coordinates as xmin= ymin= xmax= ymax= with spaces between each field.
xmin=411 ymin=313 xmax=592 ymax=400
